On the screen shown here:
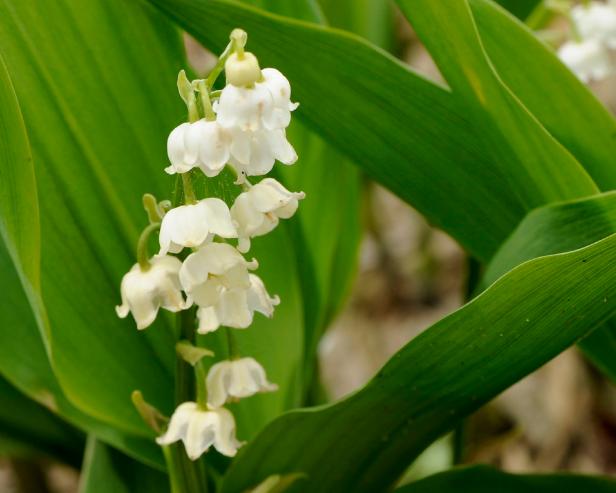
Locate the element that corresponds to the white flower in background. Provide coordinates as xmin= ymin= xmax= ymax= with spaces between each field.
xmin=196 ymin=274 xmax=279 ymax=334
xmin=159 ymin=198 xmax=237 ymax=255
xmin=165 ymin=119 xmax=231 ymax=177
xmin=206 ymin=357 xmax=278 ymax=408
xmin=228 ymin=128 xmax=297 ymax=179
xmin=231 ymin=178 xmax=304 ymax=252
xmin=116 ymin=255 xmax=186 ymax=330
xmin=179 ymin=242 xmax=258 ymax=306
xmin=156 ymin=402 xmax=242 ymax=459
xmin=572 ymin=2 xmax=616 ymax=49
xmin=558 ymin=38 xmax=612 ymax=82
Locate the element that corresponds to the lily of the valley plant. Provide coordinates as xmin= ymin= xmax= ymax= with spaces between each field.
xmin=556 ymin=0 xmax=616 ymax=81
xmin=116 ymin=28 xmax=304 ymax=484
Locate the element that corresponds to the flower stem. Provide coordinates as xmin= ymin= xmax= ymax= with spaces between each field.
xmin=136 ymin=222 xmax=161 ymax=271
xmin=182 ymin=172 xmax=197 ymax=205
xmin=226 ymin=327 xmax=240 ymax=360
xmin=205 ymin=31 xmax=244 ymax=89
xmin=197 ymin=80 xmax=216 ymax=121
xmin=195 ymin=360 xmax=208 ymax=407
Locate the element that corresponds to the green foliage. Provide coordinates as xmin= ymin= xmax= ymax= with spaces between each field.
xmin=79 ymin=437 xmax=169 ymax=493
xmin=221 ymin=234 xmax=616 ymax=492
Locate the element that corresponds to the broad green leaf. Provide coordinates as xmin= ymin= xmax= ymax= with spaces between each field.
xmin=220 ymin=233 xmax=616 ymax=492
xmin=0 ymin=52 xmax=39 ymax=295
xmin=319 ymin=0 xmax=395 ymax=49
xmin=494 ymin=0 xmax=540 ymax=19
xmin=470 ymin=0 xmax=616 ymax=190
xmin=397 ymin=0 xmax=597 ymax=209
xmin=145 ymin=0 xmax=529 ymax=261
xmin=0 ymin=52 xmax=165 ymax=467
xmin=482 ymin=192 xmax=616 ymax=381
xmin=79 ymin=437 xmax=168 ymax=493
xmin=396 ymin=465 xmax=616 ymax=493
xmin=0 ymin=376 xmax=83 ymax=466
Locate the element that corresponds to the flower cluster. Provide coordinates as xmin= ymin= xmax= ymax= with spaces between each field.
xmin=116 ymin=29 xmax=304 ymax=460
xmin=558 ymin=0 xmax=616 ymax=82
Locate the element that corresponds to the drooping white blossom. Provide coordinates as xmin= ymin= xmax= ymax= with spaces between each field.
xmin=558 ymin=38 xmax=612 ymax=82
xmin=259 ymin=68 xmax=299 ymax=130
xmin=572 ymin=2 xmax=616 ymax=49
xmin=228 ymin=128 xmax=297 ymax=179
xmin=156 ymin=402 xmax=242 ymax=459
xmin=179 ymin=242 xmax=258 ymax=307
xmin=215 ymin=68 xmax=298 ymax=132
xmin=159 ymin=198 xmax=237 ymax=255
xmin=196 ymin=273 xmax=279 ymax=334
xmin=116 ymin=255 xmax=186 ymax=330
xmin=165 ymin=119 xmax=230 ymax=177
xmin=206 ymin=357 xmax=278 ymax=408
xmin=231 ymin=178 xmax=305 ymax=252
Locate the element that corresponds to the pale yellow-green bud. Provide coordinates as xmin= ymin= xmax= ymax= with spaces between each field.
xmin=225 ymin=52 xmax=261 ymax=87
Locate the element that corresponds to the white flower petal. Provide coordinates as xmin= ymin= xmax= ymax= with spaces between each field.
xmin=247 ymin=274 xmax=280 ymax=318
xmin=558 ymin=39 xmax=612 ymax=83
xmin=206 ymin=358 xmax=277 ymax=408
xmin=197 ymin=306 xmax=221 ymax=334
xmin=199 ymin=121 xmax=230 ymax=175
xmin=116 ymin=255 xmax=185 ymax=330
xmin=265 ymin=129 xmax=297 ymax=165
xmin=156 ymin=402 xmax=197 ymax=446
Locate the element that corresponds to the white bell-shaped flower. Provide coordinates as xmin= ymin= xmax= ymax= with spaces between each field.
xmin=558 ymin=39 xmax=612 ymax=82
xmin=159 ymin=198 xmax=237 ymax=255
xmin=572 ymin=2 xmax=616 ymax=49
xmin=216 ymin=66 xmax=297 ymax=132
xmin=116 ymin=255 xmax=186 ymax=330
xmin=196 ymin=273 xmax=279 ymax=334
xmin=259 ymin=68 xmax=299 ymax=130
xmin=165 ymin=119 xmax=231 ymax=177
xmin=156 ymin=402 xmax=241 ymax=459
xmin=215 ymin=83 xmax=275 ymax=132
xmin=228 ymin=128 xmax=297 ymax=179
xmin=206 ymin=357 xmax=278 ymax=408
xmin=179 ymin=242 xmax=258 ymax=307
xmin=231 ymin=178 xmax=305 ymax=252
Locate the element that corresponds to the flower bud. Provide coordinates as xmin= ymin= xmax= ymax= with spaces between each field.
xmin=225 ymin=52 xmax=261 ymax=87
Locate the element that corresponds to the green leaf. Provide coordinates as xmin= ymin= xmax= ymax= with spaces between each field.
xmin=79 ymin=437 xmax=168 ymax=493
xmin=396 ymin=465 xmax=616 ymax=493
xmin=397 ymin=0 xmax=597 ymax=209
xmin=0 ymin=51 xmax=165 ymax=468
xmin=494 ymin=0 xmax=540 ymax=19
xmin=220 ymin=233 xmax=616 ymax=492
xmin=0 ymin=51 xmax=39 ymax=294
xmin=470 ymin=0 xmax=616 ymax=190
xmin=145 ymin=0 xmax=530 ymax=261
xmin=319 ymin=0 xmax=395 ymax=49
xmin=0 ymin=376 xmax=83 ymax=466
xmin=482 ymin=192 xmax=616 ymax=381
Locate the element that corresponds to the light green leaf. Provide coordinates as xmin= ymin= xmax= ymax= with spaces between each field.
xmin=145 ymin=0 xmax=529 ymax=261
xmin=79 ymin=437 xmax=168 ymax=493
xmin=396 ymin=465 xmax=616 ymax=493
xmin=220 ymin=233 xmax=616 ymax=492
xmin=482 ymin=192 xmax=616 ymax=381
xmin=0 ymin=51 xmax=165 ymax=467
xmin=319 ymin=0 xmax=395 ymax=49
